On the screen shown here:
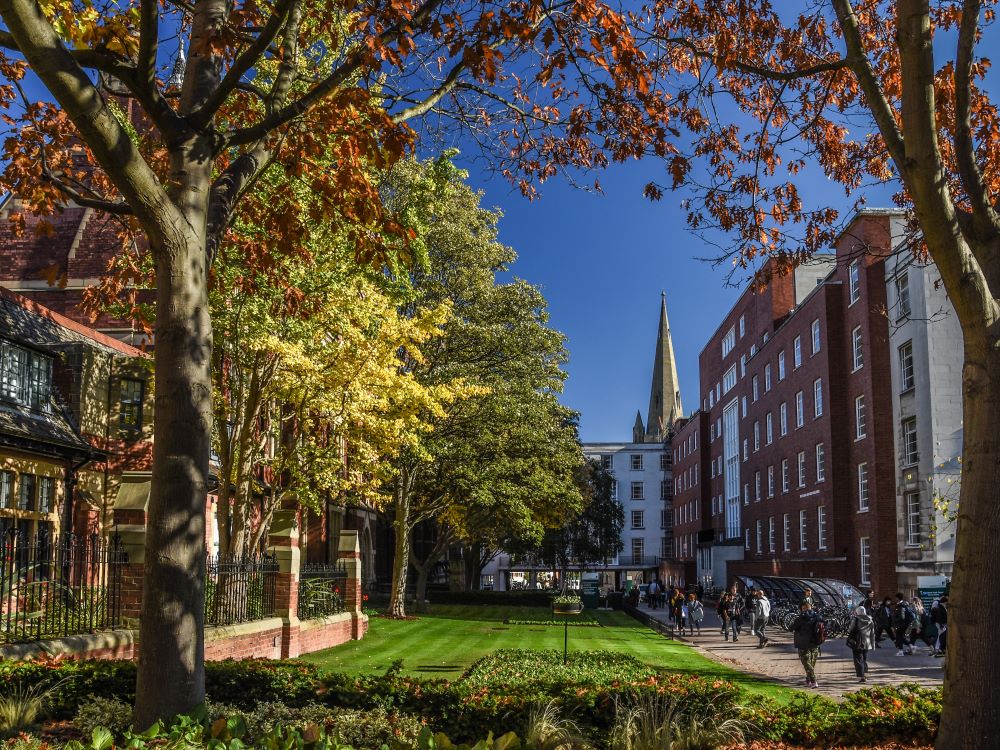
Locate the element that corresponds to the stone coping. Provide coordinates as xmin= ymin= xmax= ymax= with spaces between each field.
xmin=0 ymin=629 xmax=135 ymax=660
xmin=203 ymin=617 xmax=285 ymax=641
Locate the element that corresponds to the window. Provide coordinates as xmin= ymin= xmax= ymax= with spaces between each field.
xmin=661 ymin=480 xmax=670 ymax=500
xmin=858 ymin=463 xmax=870 ymax=511
xmin=855 ymin=395 xmax=867 ymax=438
xmin=781 ymin=459 xmax=790 ymax=493
xmin=741 ymin=396 xmax=747 ymax=418
xmin=797 ymin=451 xmax=806 ymax=488
xmin=660 ymin=453 xmax=670 ymax=470
xmin=906 ymin=492 xmax=922 ymax=546
xmin=811 ymin=319 xmax=821 ymax=354
xmin=896 ymin=272 xmax=911 ymax=319
xmin=710 ymin=423 xmax=715 ymax=442
xmin=18 ymin=473 xmax=36 ymax=511
xmin=813 ymin=378 xmax=823 ymax=417
xmin=779 ymin=402 xmax=788 ymax=436
xmin=722 ymin=326 xmax=737 ymax=357
xmin=849 ymin=260 xmax=861 ymax=303
xmin=743 ymin=483 xmax=750 ymax=505
xmin=768 ymin=517 xmax=775 ymax=553
xmin=860 ymin=537 xmax=871 ymax=584
xmin=793 ymin=336 xmax=802 ymax=368
xmin=752 ymin=375 xmax=759 ymax=402
xmin=777 ymin=351 xmax=786 ymax=380
xmin=38 ymin=476 xmax=54 ymax=514
xmin=815 ymin=443 xmax=826 ymax=482
xmin=661 ymin=509 xmax=669 ymax=529
xmin=750 ymin=343 xmax=757 ymax=357
xmin=902 ymin=417 xmax=919 ymax=465
xmin=783 ymin=514 xmax=790 ymax=551
xmin=899 ymin=341 xmax=915 ymax=391
xmin=795 ymin=391 xmax=804 ymax=427
xmin=818 ymin=506 xmax=827 ymax=550
xmin=601 ymin=454 xmax=613 ymax=470
xmin=753 ymin=421 xmax=760 ymax=451
xmin=767 ymin=465 xmax=774 ymax=497
xmin=723 ymin=365 xmax=737 ymax=394
xmin=756 ymin=520 xmax=763 ymax=553
xmin=710 ymin=460 xmax=716 ymax=479
xmin=631 ymin=481 xmax=644 ymax=500
xmin=119 ymin=378 xmax=144 ymax=429
xmin=631 ymin=538 xmax=645 ymax=565
xmin=740 ymin=354 xmax=747 ymax=378
xmin=630 ymin=454 xmax=643 ymax=470
xmin=764 ymin=363 xmax=772 ymax=392
xmin=0 ymin=471 xmax=13 ymax=509
xmin=631 ymin=510 xmax=645 ymax=529
xmin=799 ymin=510 xmax=808 ymax=550
xmin=765 ymin=412 xmax=773 ymax=444
xmin=745 ymin=528 xmax=751 ymax=550
xmin=742 ymin=438 xmax=748 ymax=461
xmin=0 ymin=341 xmax=52 ymax=411
xmin=755 ymin=471 xmax=761 ymax=501
xmin=852 ymin=326 xmax=864 ymax=370
xmin=611 ymin=480 xmax=618 ymax=501
xmin=739 ymin=315 xmax=745 ymax=338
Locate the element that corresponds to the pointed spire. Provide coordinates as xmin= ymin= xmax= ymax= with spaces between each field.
xmin=644 ymin=293 xmax=683 ymax=442
xmin=167 ymin=17 xmax=188 ymax=91
xmin=632 ymin=410 xmax=645 ymax=444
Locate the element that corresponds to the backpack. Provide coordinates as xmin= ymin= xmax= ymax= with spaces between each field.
xmin=812 ymin=617 xmax=827 ymax=646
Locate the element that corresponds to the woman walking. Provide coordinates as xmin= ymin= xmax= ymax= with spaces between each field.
xmin=847 ymin=605 xmax=876 ymax=683
xmin=688 ymin=592 xmax=703 ymax=636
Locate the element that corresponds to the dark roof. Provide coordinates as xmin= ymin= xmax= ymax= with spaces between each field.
xmin=0 ymin=286 xmax=143 ymax=357
xmin=0 ymin=400 xmax=95 ymax=458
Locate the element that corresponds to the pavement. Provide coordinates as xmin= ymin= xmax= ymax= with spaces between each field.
xmin=639 ymin=602 xmax=944 ymax=698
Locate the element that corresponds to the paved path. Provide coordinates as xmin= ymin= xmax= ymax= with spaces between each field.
xmin=639 ymin=603 xmax=944 ymax=699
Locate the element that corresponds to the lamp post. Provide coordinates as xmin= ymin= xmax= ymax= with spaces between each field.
xmin=552 ymin=596 xmax=583 ymax=664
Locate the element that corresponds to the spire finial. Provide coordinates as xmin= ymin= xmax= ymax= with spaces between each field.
xmin=167 ymin=16 xmax=189 ymax=91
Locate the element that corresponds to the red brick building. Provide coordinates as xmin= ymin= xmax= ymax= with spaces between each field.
xmin=664 ymin=411 xmax=709 ymax=587
xmin=688 ymin=212 xmax=901 ymax=594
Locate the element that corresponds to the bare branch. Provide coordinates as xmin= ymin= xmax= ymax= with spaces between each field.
xmin=137 ymin=0 xmax=158 ymax=91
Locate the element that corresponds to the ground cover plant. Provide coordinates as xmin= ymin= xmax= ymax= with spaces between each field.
xmin=460 ymin=651 xmax=656 ymax=692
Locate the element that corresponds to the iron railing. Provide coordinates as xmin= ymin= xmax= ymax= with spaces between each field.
xmin=205 ymin=551 xmax=278 ymax=626
xmin=0 ymin=529 xmax=127 ymax=644
xmin=297 ymin=561 xmax=347 ymax=620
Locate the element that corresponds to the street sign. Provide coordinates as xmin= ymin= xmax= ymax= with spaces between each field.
xmin=581 ymin=572 xmax=600 ymax=609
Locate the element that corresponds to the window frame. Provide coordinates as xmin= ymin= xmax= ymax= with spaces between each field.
xmin=849 ymin=260 xmax=861 ymax=304
xmin=902 ymin=417 xmax=919 ymax=466
xmin=899 ymin=340 xmax=915 ymax=392
xmin=858 ymin=462 xmax=870 ymax=511
xmin=855 ymin=395 xmax=867 ymax=439
xmin=851 ymin=326 xmax=864 ymax=371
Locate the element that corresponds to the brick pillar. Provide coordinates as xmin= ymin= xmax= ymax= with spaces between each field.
xmin=268 ymin=509 xmax=301 ymax=658
xmin=115 ymin=521 xmax=146 ymax=626
xmin=337 ymin=530 xmax=367 ymax=639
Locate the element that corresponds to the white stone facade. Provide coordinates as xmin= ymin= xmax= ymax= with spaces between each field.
xmin=884 ymin=218 xmax=960 ymax=590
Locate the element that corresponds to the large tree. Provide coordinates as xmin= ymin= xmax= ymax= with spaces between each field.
xmin=382 ymin=155 xmax=584 ymax=617
xmin=617 ymin=1 xmax=999 ymax=745
xmin=0 ymin=0 xmax=649 ymax=725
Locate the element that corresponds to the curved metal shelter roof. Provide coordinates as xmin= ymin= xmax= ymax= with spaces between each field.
xmin=733 ymin=575 xmax=864 ymax=607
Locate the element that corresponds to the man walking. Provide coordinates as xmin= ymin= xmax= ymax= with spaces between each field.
xmin=892 ymin=593 xmax=915 ymax=656
xmin=792 ymin=601 xmax=823 ymax=688
xmin=751 ymin=589 xmax=771 ymax=648
xmin=647 ymin=579 xmax=659 ymax=611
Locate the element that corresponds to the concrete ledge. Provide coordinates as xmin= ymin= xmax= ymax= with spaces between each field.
xmin=298 ymin=611 xmax=353 ymax=632
xmin=0 ymin=629 xmax=136 ymax=661
xmin=204 ymin=617 xmax=285 ymax=642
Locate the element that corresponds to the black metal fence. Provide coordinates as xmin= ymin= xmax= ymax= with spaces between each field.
xmin=297 ymin=561 xmax=347 ymax=620
xmin=0 ymin=529 xmax=127 ymax=644
xmin=204 ymin=551 xmax=278 ymax=626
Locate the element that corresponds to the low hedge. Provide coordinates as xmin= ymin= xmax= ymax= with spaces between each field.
xmin=0 ymin=655 xmax=941 ymax=747
xmin=424 ymin=591 xmax=561 ymax=607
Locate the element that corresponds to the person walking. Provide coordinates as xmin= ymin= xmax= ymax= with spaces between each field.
xmin=728 ymin=584 xmax=746 ymax=638
xmin=751 ymin=589 xmax=771 ymax=648
xmin=647 ymin=579 xmax=659 ymax=611
xmin=800 ymin=586 xmax=815 ymax=608
xmin=891 ymin=593 xmax=915 ymax=656
xmin=696 ymin=583 xmax=705 ymax=601
xmin=792 ymin=601 xmax=823 ymax=688
xmin=722 ymin=591 xmax=741 ymax=642
xmin=873 ymin=596 xmax=893 ymax=647
xmin=717 ymin=592 xmax=730 ymax=636
xmin=931 ymin=595 xmax=948 ymax=657
xmin=909 ymin=597 xmax=933 ymax=651
xmin=846 ymin=605 xmax=876 ymax=683
xmin=687 ymin=592 xmax=703 ymax=636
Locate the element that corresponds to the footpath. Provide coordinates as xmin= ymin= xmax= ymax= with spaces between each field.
xmin=638 ymin=602 xmax=943 ymax=699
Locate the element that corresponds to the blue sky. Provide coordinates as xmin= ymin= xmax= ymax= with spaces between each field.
xmin=466 ymin=159 xmax=886 ymax=443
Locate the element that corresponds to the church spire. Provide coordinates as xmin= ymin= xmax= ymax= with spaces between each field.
xmin=632 ymin=410 xmax=645 ymax=444
xmin=643 ymin=292 xmax=683 ymax=442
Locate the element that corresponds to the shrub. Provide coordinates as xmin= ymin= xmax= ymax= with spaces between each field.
xmin=837 ymin=683 xmax=940 ymax=746
xmin=460 ymin=650 xmax=656 ymax=691
xmin=73 ymin=697 xmax=132 ymax=740
xmin=425 ymin=591 xmax=561 ymax=607
xmin=0 ymin=680 xmax=71 ymax=737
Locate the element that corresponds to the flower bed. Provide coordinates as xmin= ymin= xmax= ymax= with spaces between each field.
xmin=460 ymin=649 xmax=655 ymax=691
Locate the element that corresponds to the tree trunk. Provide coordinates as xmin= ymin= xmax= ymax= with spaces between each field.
xmin=387 ymin=474 xmax=412 ymax=618
xmin=936 ymin=338 xmax=1000 ymax=749
xmin=411 ymin=529 xmax=448 ymax=613
xmin=133 ymin=229 xmax=212 ymax=729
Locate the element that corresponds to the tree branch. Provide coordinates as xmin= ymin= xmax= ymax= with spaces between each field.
xmin=137 ymin=0 xmax=158 ymax=92
xmin=830 ymin=0 xmax=907 ymax=170
xmin=226 ymin=0 xmax=445 ymax=147
xmin=953 ymin=0 xmax=999 ymax=237
xmin=0 ymin=0 xmax=181 ymax=248
xmin=206 ymin=145 xmax=272 ymax=264
xmin=655 ymin=35 xmax=851 ymax=82
xmin=189 ymin=0 xmax=297 ymax=128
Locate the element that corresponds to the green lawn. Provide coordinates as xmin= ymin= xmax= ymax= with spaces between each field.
xmin=300 ymin=605 xmax=798 ymax=703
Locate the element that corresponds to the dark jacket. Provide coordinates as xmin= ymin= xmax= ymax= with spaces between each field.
xmin=931 ymin=601 xmax=948 ymax=627
xmin=792 ymin=611 xmax=819 ymax=650
xmin=848 ymin=613 xmax=876 ymax=651
xmin=891 ymin=602 xmax=915 ymax=629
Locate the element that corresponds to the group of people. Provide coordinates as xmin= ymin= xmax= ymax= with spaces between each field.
xmin=647 ymin=581 xmax=707 ymax=636
xmin=716 ymin=584 xmax=773 ymax=647
xmin=863 ymin=591 xmax=948 ymax=657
